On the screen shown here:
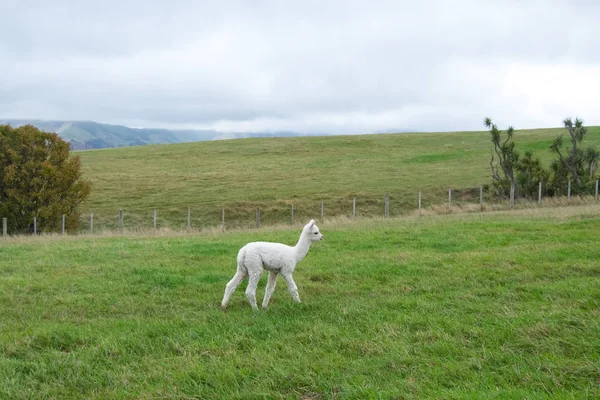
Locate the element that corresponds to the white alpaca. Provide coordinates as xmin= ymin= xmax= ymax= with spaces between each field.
xmin=221 ymin=219 xmax=324 ymax=310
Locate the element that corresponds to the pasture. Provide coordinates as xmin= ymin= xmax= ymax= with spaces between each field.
xmin=75 ymin=126 xmax=600 ymax=230
xmin=1 ymin=205 xmax=599 ymax=399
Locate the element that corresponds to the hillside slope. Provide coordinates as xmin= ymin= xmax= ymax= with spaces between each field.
xmin=75 ymin=126 xmax=600 ymax=230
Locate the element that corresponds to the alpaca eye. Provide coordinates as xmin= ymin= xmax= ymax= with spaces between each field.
xmin=314 ymin=232 xmax=318 ymax=235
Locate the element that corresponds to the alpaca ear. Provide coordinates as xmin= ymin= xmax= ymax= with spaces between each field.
xmin=307 ymin=219 xmax=315 ymax=228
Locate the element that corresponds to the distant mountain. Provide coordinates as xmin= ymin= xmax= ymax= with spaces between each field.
xmin=0 ymin=119 xmax=330 ymax=150
xmin=0 ymin=119 xmax=223 ymax=150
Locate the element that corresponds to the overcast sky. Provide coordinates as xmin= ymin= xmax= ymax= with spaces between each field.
xmin=1 ymin=0 xmax=599 ymax=134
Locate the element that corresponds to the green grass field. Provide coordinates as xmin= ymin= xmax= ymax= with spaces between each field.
xmin=2 ymin=205 xmax=599 ymax=399
xmin=75 ymin=127 xmax=600 ymax=231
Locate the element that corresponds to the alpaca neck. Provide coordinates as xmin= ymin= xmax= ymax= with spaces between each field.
xmin=293 ymin=232 xmax=312 ymax=262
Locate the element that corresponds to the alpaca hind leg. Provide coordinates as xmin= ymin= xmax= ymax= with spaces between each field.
xmin=281 ymin=273 xmax=301 ymax=303
xmin=262 ymin=271 xmax=278 ymax=309
xmin=221 ymin=271 xmax=246 ymax=309
xmin=245 ymin=270 xmax=262 ymax=311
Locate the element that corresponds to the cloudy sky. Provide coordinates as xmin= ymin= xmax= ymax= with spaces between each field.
xmin=1 ymin=0 xmax=599 ymax=134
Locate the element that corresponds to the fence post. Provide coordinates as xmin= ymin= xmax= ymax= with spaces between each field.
xmin=480 ymin=186 xmax=483 ymax=210
xmin=33 ymin=217 xmax=37 ymax=235
xmin=187 ymin=208 xmax=191 ymax=231
xmin=320 ymin=201 xmax=324 ymax=221
xmin=90 ymin=212 xmax=94 ymax=233
xmin=222 ymin=208 xmax=225 ymax=231
xmin=353 ymin=198 xmax=356 ymax=218
xmin=510 ymin=182 xmax=515 ymax=208
xmin=256 ymin=207 xmax=260 ymax=229
xmin=2 ymin=218 xmax=6 ymax=237
xmin=153 ymin=209 xmax=157 ymax=233
xmin=62 ymin=214 xmax=65 ymax=235
xmin=568 ymin=180 xmax=571 ymax=201
xmin=119 ymin=209 xmax=123 ymax=234
xmin=384 ymin=193 xmax=389 ymax=218
xmin=448 ymin=189 xmax=452 ymax=206
xmin=291 ymin=204 xmax=294 ymax=225
xmin=538 ymin=181 xmax=542 ymax=204
xmin=418 ymin=191 xmax=422 ymax=216
xmin=596 ymin=180 xmax=599 ymax=200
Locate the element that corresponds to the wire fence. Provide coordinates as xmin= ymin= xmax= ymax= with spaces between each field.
xmin=2 ymin=180 xmax=599 ymax=237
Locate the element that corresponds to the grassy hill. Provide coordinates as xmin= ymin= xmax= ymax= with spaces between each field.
xmin=75 ymin=126 xmax=600 ymax=231
xmin=2 ymin=206 xmax=599 ymax=398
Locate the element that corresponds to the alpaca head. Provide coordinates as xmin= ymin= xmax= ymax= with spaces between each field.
xmin=303 ymin=219 xmax=323 ymax=242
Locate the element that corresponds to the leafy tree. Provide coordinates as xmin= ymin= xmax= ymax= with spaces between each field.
xmin=484 ymin=117 xmax=551 ymax=200
xmin=584 ymin=147 xmax=599 ymax=180
xmin=0 ymin=124 xmax=91 ymax=234
xmin=484 ymin=117 xmax=519 ymax=198
xmin=549 ymin=117 xmax=598 ymax=194
xmin=515 ymin=150 xmax=550 ymax=199
xmin=550 ymin=118 xmax=585 ymax=184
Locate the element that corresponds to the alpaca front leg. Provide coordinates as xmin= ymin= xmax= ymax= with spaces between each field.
xmin=262 ymin=271 xmax=278 ymax=309
xmin=281 ymin=273 xmax=301 ymax=303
